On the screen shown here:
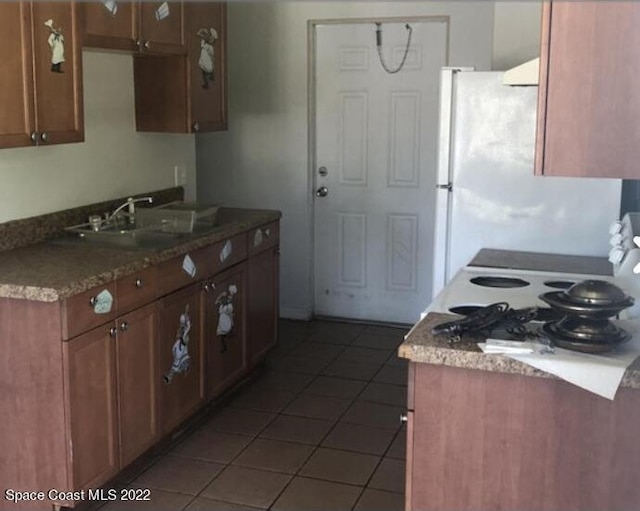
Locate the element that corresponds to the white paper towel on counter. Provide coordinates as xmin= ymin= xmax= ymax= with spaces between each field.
xmin=503 ymin=320 xmax=640 ymax=400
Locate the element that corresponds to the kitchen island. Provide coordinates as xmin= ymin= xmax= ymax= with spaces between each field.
xmin=0 ymin=192 xmax=280 ymax=509
xmin=399 ymin=312 xmax=640 ymax=510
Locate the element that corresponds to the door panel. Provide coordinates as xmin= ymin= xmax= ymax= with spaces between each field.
xmin=64 ymin=325 xmax=118 ymax=490
xmin=158 ymin=283 xmax=204 ymax=434
xmin=83 ymin=1 xmax=137 ymax=51
xmin=140 ymin=0 xmax=184 ymax=54
xmin=186 ymin=1 xmax=227 ymax=131
xmin=0 ymin=2 xmax=35 ymax=147
xmin=31 ymin=1 xmax=83 ymax=143
xmin=207 ymin=264 xmax=247 ymax=398
xmin=314 ymin=21 xmax=448 ymax=323
xmin=116 ymin=304 xmax=159 ymax=467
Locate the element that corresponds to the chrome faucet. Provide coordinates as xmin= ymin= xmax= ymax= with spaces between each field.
xmin=107 ymin=196 xmax=153 ymax=223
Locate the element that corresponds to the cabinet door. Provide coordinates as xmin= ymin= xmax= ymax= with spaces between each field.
xmin=185 ymin=2 xmax=227 ymax=132
xmin=247 ymin=247 xmax=279 ymax=366
xmin=0 ymin=2 xmax=35 ymax=148
xmin=158 ymin=283 xmax=204 ymax=434
xmin=536 ymin=2 xmax=640 ymax=178
xmin=116 ymin=303 xmax=159 ymax=467
xmin=31 ymin=1 xmax=83 ymax=145
xmin=82 ymin=1 xmax=137 ymax=51
xmin=139 ymin=0 xmax=184 ymax=55
xmin=64 ymin=324 xmax=118 ymax=490
xmin=206 ymin=263 xmax=247 ymax=398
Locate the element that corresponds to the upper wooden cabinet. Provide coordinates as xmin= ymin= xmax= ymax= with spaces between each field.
xmin=134 ymin=2 xmax=227 ymax=133
xmin=536 ymin=2 xmax=640 ymax=178
xmin=0 ymin=1 xmax=83 ymax=149
xmin=83 ymin=1 xmax=185 ymax=54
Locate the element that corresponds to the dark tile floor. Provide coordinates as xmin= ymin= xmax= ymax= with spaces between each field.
xmin=102 ymin=319 xmax=409 ymax=511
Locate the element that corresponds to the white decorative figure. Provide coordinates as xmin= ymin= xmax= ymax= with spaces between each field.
xmin=44 ymin=19 xmax=64 ymax=73
xmin=164 ymin=305 xmax=192 ymax=384
xmin=216 ymin=284 xmax=237 ymax=353
xmin=197 ymin=27 xmax=218 ymax=89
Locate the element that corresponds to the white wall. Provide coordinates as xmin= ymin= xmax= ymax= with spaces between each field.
xmin=196 ymin=1 xmax=495 ymax=320
xmin=492 ymin=1 xmax=541 ymax=70
xmin=0 ymin=50 xmax=196 ymax=223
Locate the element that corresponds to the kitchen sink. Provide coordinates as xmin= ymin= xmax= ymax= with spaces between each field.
xmin=55 ymin=213 xmax=225 ymax=251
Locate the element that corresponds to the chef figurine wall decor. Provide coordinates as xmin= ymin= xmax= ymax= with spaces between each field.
xmin=44 ymin=19 xmax=64 ymax=73
xmin=197 ymin=27 xmax=218 ymax=89
xmin=164 ymin=305 xmax=192 ymax=384
xmin=215 ymin=284 xmax=237 ymax=353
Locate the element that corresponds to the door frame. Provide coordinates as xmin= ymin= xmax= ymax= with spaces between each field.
xmin=307 ymin=16 xmax=450 ymax=320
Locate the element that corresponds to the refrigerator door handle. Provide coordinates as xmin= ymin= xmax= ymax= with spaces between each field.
xmin=436 ymin=183 xmax=452 ymax=191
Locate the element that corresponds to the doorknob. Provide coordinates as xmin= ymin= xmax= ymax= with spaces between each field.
xmin=316 ymin=186 xmax=328 ymax=197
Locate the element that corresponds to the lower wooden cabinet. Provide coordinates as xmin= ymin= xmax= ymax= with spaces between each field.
xmin=206 ymin=263 xmax=247 ymax=398
xmin=6 ymin=223 xmax=279 ymax=508
xmin=116 ymin=304 xmax=159 ymax=467
xmin=157 ymin=283 xmax=205 ymax=434
xmin=64 ymin=303 xmax=158 ymax=490
xmin=64 ymin=323 xmax=118 ymax=491
xmin=247 ymin=246 xmax=279 ymax=365
xmin=405 ymin=362 xmax=640 ymax=510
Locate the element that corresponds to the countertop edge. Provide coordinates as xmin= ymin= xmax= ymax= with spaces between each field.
xmin=398 ymin=312 xmax=640 ymax=391
xmin=0 ymin=209 xmax=281 ymax=302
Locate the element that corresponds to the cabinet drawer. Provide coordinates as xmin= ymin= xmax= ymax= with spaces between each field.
xmin=248 ymin=222 xmax=279 ymax=256
xmin=116 ymin=267 xmax=158 ymax=315
xmin=158 ymin=247 xmax=211 ymax=296
xmin=62 ymin=283 xmax=117 ymax=340
xmin=210 ymin=233 xmax=247 ymax=275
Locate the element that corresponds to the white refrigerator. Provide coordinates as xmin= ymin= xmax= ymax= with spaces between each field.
xmin=432 ymin=68 xmax=622 ymax=297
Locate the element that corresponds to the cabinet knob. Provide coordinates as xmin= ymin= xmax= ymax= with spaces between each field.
xmin=143 ymin=41 xmax=150 ymax=49
xmin=136 ymin=39 xmax=142 ymax=49
xmin=40 ymin=132 xmax=48 ymax=143
xmin=30 ymin=132 xmax=37 ymax=144
xmin=120 ymin=321 xmax=129 ymax=331
xmin=192 ymin=122 xmax=200 ymax=132
xmin=204 ymin=283 xmax=210 ymax=292
xmin=109 ymin=326 xmax=117 ymax=337
xmin=89 ymin=296 xmax=97 ymax=307
xmin=400 ymin=413 xmax=408 ymax=423
xmin=135 ymin=278 xmax=143 ymax=288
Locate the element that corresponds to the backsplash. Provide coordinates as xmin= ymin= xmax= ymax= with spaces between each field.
xmin=0 ymin=187 xmax=183 ymax=252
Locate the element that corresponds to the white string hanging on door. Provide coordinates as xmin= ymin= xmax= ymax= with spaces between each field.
xmin=375 ymin=22 xmax=413 ymax=74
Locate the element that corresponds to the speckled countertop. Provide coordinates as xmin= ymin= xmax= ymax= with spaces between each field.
xmin=0 ymin=207 xmax=280 ymax=302
xmin=399 ymin=312 xmax=640 ymax=390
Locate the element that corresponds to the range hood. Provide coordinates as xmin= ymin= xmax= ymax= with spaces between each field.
xmin=502 ymin=57 xmax=539 ymax=86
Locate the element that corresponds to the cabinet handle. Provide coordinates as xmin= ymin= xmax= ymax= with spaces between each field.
xmin=120 ymin=321 xmax=128 ymax=331
xmin=109 ymin=326 xmax=117 ymax=337
xmin=135 ymin=278 xmax=143 ymax=288
xmin=192 ymin=122 xmax=200 ymax=132
xmin=400 ymin=413 xmax=408 ymax=424
xmin=40 ymin=132 xmax=48 ymax=143
xmin=143 ymin=41 xmax=150 ymax=49
xmin=30 ymin=132 xmax=38 ymax=144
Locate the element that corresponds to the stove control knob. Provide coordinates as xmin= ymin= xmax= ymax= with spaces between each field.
xmin=610 ymin=233 xmax=624 ymax=246
xmin=609 ymin=246 xmax=626 ymax=265
xmin=609 ymin=221 xmax=623 ymax=235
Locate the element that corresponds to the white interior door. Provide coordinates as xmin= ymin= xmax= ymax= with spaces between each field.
xmin=313 ymin=21 xmax=447 ymax=324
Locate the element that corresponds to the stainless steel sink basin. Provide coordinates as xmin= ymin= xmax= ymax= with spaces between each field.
xmin=55 ymin=213 xmax=226 ymax=251
xmin=61 ymin=215 xmax=184 ymax=250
